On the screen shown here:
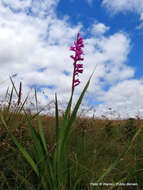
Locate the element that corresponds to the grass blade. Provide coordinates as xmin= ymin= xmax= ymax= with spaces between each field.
xmin=10 ymin=133 xmax=40 ymax=176
xmin=15 ymin=95 xmax=29 ymax=115
xmin=35 ymin=88 xmax=38 ymax=112
xmin=5 ymin=86 xmax=9 ymax=99
xmin=63 ymin=73 xmax=93 ymax=145
xmin=7 ymin=86 xmax=13 ymax=112
xmin=61 ymin=95 xmax=73 ymax=130
xmin=37 ymin=114 xmax=48 ymax=154
xmin=24 ymin=110 xmax=56 ymax=189
xmin=55 ymin=93 xmax=59 ymax=143
xmin=24 ymin=112 xmax=45 ymax=164
xmin=55 ymin=73 xmax=94 ymax=187
xmin=97 ymin=126 xmax=142 ymax=183
xmin=10 ymin=76 xmax=19 ymax=96
xmin=0 ymin=112 xmax=39 ymax=176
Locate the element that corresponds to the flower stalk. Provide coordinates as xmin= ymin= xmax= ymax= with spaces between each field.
xmin=17 ymin=81 xmax=22 ymax=106
xmin=70 ymin=33 xmax=84 ymax=95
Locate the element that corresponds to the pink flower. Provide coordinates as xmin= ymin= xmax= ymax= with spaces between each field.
xmin=75 ymin=64 xmax=83 ymax=76
xmin=74 ymin=79 xmax=80 ymax=87
xmin=70 ymin=33 xmax=84 ymax=93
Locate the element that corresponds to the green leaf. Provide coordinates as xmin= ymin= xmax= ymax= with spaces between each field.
xmin=35 ymin=88 xmax=38 ymax=112
xmin=60 ymin=94 xmax=73 ymax=131
xmin=7 ymin=87 xmax=13 ymax=112
xmin=5 ymin=86 xmax=9 ymax=100
xmin=15 ymin=95 xmax=29 ymax=115
xmin=10 ymin=77 xmax=19 ymax=96
xmin=24 ymin=102 xmax=56 ymax=188
xmin=55 ymin=93 xmax=59 ymax=143
xmin=0 ymin=112 xmax=39 ymax=176
xmin=63 ymin=73 xmax=93 ymax=145
xmin=24 ymin=112 xmax=45 ymax=164
xmin=11 ymin=133 xmax=40 ymax=176
xmin=55 ymin=73 xmax=94 ymax=186
xmin=37 ymin=114 xmax=48 ymax=154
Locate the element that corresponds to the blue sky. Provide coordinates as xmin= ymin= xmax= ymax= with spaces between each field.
xmin=57 ymin=0 xmax=143 ymax=78
xmin=1 ymin=0 xmax=143 ymax=119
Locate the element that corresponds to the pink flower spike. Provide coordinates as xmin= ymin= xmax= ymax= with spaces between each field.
xmin=70 ymin=32 xmax=84 ymax=92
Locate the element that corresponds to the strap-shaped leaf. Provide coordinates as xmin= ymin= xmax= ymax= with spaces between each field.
xmin=55 ymin=93 xmax=59 ymax=143
xmin=37 ymin=114 xmax=48 ymax=154
xmin=0 ymin=112 xmax=39 ymax=176
xmin=7 ymin=86 xmax=13 ymax=112
xmin=11 ymin=133 xmax=40 ymax=176
xmin=63 ymin=73 xmax=93 ymax=146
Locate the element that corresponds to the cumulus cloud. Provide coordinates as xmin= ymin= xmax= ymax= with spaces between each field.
xmin=91 ymin=22 xmax=109 ymax=36
xmin=102 ymin=0 xmax=143 ymax=31
xmin=80 ymin=31 xmax=140 ymax=119
xmin=1 ymin=0 xmax=59 ymax=17
xmin=102 ymin=0 xmax=143 ymax=14
xmin=0 ymin=0 xmax=141 ymax=119
xmin=97 ymin=79 xmax=143 ymax=119
xmin=0 ymin=0 xmax=81 ymax=113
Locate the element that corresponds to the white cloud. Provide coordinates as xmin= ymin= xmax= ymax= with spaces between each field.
xmin=1 ymin=0 xmax=31 ymax=10
xmin=0 ymin=0 xmax=81 ymax=113
xmin=102 ymin=0 xmax=143 ymax=14
xmin=97 ymin=79 xmax=143 ymax=119
xmin=1 ymin=0 xmax=59 ymax=17
xmin=97 ymin=33 xmax=131 ymax=65
xmin=102 ymin=0 xmax=143 ymax=30
xmin=140 ymin=12 xmax=143 ymax=20
xmin=91 ymin=22 xmax=109 ymax=36
xmin=0 ymin=0 xmax=141 ymax=119
xmin=86 ymin=1 xmax=143 ymax=33
xmin=136 ymin=12 xmax=143 ymax=29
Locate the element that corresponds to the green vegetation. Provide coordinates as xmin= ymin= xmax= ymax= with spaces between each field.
xmin=0 ymin=33 xmax=142 ymax=190
xmin=0 ymin=78 xmax=143 ymax=189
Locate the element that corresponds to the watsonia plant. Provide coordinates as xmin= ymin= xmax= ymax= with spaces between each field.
xmin=0 ymin=33 xmax=94 ymax=189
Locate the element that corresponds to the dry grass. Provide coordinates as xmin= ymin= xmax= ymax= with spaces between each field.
xmin=0 ymin=101 xmax=143 ymax=189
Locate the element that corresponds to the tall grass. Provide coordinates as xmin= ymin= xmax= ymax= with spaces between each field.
xmin=0 ymin=88 xmax=143 ymax=189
